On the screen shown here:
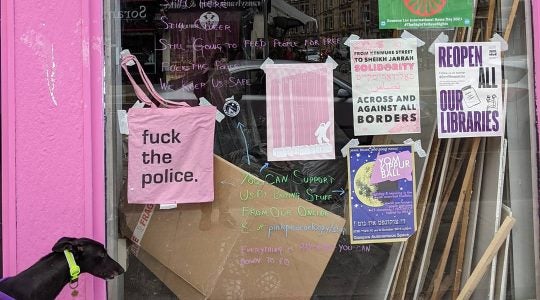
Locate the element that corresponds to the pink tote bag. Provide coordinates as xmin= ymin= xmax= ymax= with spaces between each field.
xmin=121 ymin=54 xmax=216 ymax=204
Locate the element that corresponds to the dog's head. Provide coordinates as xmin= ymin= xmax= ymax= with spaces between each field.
xmin=52 ymin=237 xmax=125 ymax=280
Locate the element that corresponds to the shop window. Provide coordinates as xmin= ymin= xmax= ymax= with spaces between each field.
xmin=104 ymin=0 xmax=539 ymax=299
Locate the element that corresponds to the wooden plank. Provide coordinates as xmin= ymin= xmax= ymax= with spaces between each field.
xmin=372 ymin=135 xmax=389 ymax=145
xmin=485 ymin=0 xmax=497 ymax=38
xmin=453 ymin=27 xmax=466 ymax=43
xmin=391 ymin=134 xmax=441 ymax=299
xmin=452 ymin=170 xmax=475 ymax=299
xmin=474 ymin=28 xmax=482 ymax=43
xmin=405 ymin=140 xmax=450 ymax=295
xmin=469 ymin=137 xmax=505 ymax=300
xmin=461 ymin=138 xmax=486 ymax=282
xmin=385 ymin=242 xmax=405 ymax=299
xmin=407 ymin=139 xmax=447 ymax=297
xmin=436 ymin=142 xmax=466 ymax=219
xmin=380 ymin=126 xmax=440 ymax=300
xmin=425 ymin=141 xmax=472 ymax=297
xmin=356 ymin=243 xmax=404 ymax=299
xmin=385 ymin=124 xmax=439 ymax=299
xmin=419 ymin=140 xmax=468 ymax=295
xmin=459 ymin=27 xmax=467 ymax=43
xmin=494 ymin=205 xmax=512 ymax=300
xmin=486 ymin=81 xmax=508 ymax=298
xmin=452 ymin=27 xmax=460 ymax=42
xmin=430 ymin=138 xmax=481 ymax=300
xmin=387 ymin=127 xmax=438 ymax=299
xmin=434 ymin=139 xmax=464 ymax=223
xmin=443 ymin=139 xmax=461 ymax=191
xmin=457 ymin=216 xmax=516 ymax=300
xmin=421 ymin=143 xmax=468 ymax=295
xmin=487 ymin=138 xmax=507 ymax=300
xmin=465 ymin=0 xmax=480 ymax=42
xmin=413 ymin=140 xmax=454 ymax=299
xmin=503 ymin=0 xmax=520 ymax=42
xmin=440 ymin=274 xmax=454 ymax=298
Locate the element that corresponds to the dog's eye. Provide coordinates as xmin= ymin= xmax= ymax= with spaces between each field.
xmin=97 ymin=251 xmax=106 ymax=259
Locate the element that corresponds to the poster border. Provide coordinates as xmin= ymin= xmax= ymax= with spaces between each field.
xmin=347 ymin=144 xmax=417 ymax=245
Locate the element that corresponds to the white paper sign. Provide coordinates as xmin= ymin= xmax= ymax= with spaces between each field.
xmin=350 ymin=38 xmax=421 ymax=136
xmin=435 ymin=42 xmax=503 ymax=138
xmin=117 ymin=110 xmax=129 ymax=135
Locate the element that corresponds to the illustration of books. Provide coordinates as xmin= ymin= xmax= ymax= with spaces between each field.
xmin=461 ymin=85 xmax=481 ymax=108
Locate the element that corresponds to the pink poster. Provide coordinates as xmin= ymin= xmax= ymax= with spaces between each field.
xmin=350 ymin=38 xmax=420 ymax=135
xmin=262 ymin=60 xmax=335 ymax=161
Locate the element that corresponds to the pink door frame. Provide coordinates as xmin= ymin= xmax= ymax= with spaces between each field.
xmin=533 ymin=2 xmax=540 ymax=296
xmin=1 ymin=0 xmax=106 ymax=299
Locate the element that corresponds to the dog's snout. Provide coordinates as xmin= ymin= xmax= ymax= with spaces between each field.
xmin=116 ymin=265 xmax=125 ymax=275
xmin=105 ymin=259 xmax=125 ymax=279
xmin=103 ymin=269 xmax=123 ymax=280
xmin=113 ymin=259 xmax=125 ymax=275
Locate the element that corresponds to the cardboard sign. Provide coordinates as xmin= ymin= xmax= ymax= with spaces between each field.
xmin=262 ymin=63 xmax=336 ymax=161
xmin=351 ymin=38 xmax=421 ymax=136
xmin=378 ymin=0 xmax=473 ymax=29
xmin=348 ymin=145 xmax=416 ymax=244
xmin=435 ymin=42 xmax=503 ymax=138
xmin=121 ymin=156 xmax=345 ymax=299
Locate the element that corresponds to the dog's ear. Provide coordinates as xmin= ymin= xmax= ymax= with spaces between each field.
xmin=71 ymin=238 xmax=87 ymax=253
xmin=52 ymin=237 xmax=77 ymax=252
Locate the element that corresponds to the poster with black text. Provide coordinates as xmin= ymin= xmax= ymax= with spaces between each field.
xmin=435 ymin=42 xmax=503 ymax=138
xmin=351 ymin=39 xmax=420 ymax=136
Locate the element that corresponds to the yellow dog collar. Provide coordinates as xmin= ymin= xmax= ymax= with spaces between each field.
xmin=64 ymin=249 xmax=81 ymax=283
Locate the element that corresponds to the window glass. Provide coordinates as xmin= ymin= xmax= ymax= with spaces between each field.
xmin=105 ymin=0 xmax=538 ymax=299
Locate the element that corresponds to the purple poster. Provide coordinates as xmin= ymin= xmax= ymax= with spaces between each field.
xmin=435 ymin=42 xmax=503 ymax=138
xmin=348 ymin=145 xmax=416 ymax=244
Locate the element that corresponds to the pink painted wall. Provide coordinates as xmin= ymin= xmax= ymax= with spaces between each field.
xmin=1 ymin=0 xmax=106 ymax=299
xmin=533 ymin=2 xmax=540 ymax=297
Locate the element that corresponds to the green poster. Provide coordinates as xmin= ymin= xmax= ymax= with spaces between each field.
xmin=378 ymin=0 xmax=473 ymax=29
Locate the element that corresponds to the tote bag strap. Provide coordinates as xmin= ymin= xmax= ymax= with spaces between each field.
xmin=120 ymin=58 xmax=157 ymax=108
xmin=120 ymin=54 xmax=189 ymax=108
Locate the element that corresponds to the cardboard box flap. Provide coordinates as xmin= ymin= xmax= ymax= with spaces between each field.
xmin=135 ymin=247 xmax=208 ymax=300
xmin=123 ymin=202 xmax=239 ymax=295
xmin=122 ymin=156 xmax=345 ymax=298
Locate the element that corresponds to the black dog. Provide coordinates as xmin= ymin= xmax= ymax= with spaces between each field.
xmin=0 ymin=237 xmax=125 ymax=300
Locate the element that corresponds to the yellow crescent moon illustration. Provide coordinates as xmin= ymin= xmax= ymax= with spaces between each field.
xmin=354 ymin=161 xmax=384 ymax=207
